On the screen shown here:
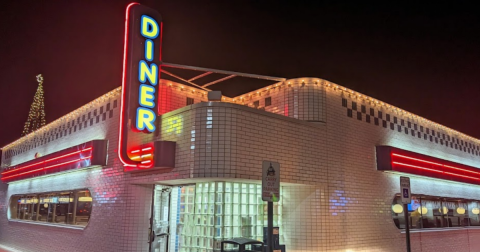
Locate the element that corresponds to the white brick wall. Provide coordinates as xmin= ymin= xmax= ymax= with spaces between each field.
xmin=1 ymin=78 xmax=480 ymax=252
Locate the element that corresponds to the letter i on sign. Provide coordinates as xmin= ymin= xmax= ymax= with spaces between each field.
xmin=136 ymin=14 xmax=160 ymax=133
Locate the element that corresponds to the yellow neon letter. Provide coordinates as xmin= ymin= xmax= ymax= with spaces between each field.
xmin=136 ymin=108 xmax=156 ymax=132
xmin=138 ymin=60 xmax=158 ymax=85
xmin=141 ymin=15 xmax=159 ymax=39
xmin=145 ymin=39 xmax=154 ymax=61
xmin=139 ymin=84 xmax=155 ymax=108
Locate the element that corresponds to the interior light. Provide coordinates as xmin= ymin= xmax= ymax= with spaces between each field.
xmin=457 ymin=207 xmax=466 ymax=215
xmin=439 ymin=206 xmax=448 ymax=214
xmin=417 ymin=206 xmax=428 ymax=215
xmin=392 ymin=204 xmax=403 ymax=214
xmin=79 ymin=197 xmax=93 ymax=202
xmin=472 ymin=208 xmax=480 ymax=215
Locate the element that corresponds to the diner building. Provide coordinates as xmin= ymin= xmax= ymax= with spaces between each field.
xmin=1 ymin=73 xmax=480 ymax=252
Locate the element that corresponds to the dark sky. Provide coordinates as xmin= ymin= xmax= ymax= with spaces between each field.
xmin=0 ymin=1 xmax=479 ymax=148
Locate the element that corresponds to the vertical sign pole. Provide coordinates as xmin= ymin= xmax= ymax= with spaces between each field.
xmin=268 ymin=201 xmax=273 ymax=252
xmin=400 ymin=176 xmax=411 ymax=252
xmin=262 ymin=161 xmax=280 ymax=252
xmin=403 ymin=203 xmax=411 ymax=252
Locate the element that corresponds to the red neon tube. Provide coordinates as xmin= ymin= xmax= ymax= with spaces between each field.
xmin=377 ymin=146 xmax=480 ymax=186
xmin=392 ymin=161 xmax=444 ymax=174
xmin=118 ymin=2 xmax=139 ymax=168
xmin=392 ymin=153 xmax=480 ymax=175
xmin=1 ymin=147 xmax=92 ymax=176
xmin=392 ymin=161 xmax=480 ymax=181
xmin=2 ymin=156 xmax=92 ymax=181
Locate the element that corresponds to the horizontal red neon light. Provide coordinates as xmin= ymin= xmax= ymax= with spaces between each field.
xmin=1 ymin=147 xmax=94 ymax=182
xmin=125 ymin=145 xmax=154 ymax=171
xmin=2 ymin=156 xmax=92 ymax=181
xmin=392 ymin=153 xmax=480 ymax=176
xmin=377 ymin=146 xmax=480 ymax=186
xmin=1 ymin=147 xmax=92 ymax=176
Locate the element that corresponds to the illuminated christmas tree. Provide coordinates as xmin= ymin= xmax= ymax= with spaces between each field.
xmin=22 ymin=74 xmax=46 ymax=136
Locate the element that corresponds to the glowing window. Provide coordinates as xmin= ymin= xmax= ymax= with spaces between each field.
xmin=9 ymin=189 xmax=92 ymax=228
xmin=391 ymin=194 xmax=479 ymax=230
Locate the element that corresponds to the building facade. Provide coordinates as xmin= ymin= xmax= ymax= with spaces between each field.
xmin=1 ymin=76 xmax=480 ymax=252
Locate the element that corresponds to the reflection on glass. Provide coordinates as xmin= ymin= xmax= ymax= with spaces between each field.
xmin=392 ymin=194 xmax=477 ymax=230
xmin=468 ymin=201 xmax=480 ymax=226
xmin=176 ymin=182 xmax=282 ymax=252
xmin=9 ymin=189 xmax=92 ymax=227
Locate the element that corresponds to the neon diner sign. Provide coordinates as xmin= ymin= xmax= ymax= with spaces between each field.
xmin=118 ymin=3 xmax=163 ymax=170
xmin=136 ymin=14 xmax=159 ymax=132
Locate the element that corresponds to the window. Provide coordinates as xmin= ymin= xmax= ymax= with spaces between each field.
xmin=187 ymin=97 xmax=194 ymax=105
xmin=253 ymin=101 xmax=259 ymax=108
xmin=391 ymin=194 xmax=479 ymax=230
xmin=176 ymin=182 xmax=282 ymax=251
xmin=9 ymin=189 xmax=92 ymax=227
xmin=265 ymin=97 xmax=272 ymax=107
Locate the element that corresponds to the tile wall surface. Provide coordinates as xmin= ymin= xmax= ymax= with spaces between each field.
xmin=1 ymin=78 xmax=480 ymax=252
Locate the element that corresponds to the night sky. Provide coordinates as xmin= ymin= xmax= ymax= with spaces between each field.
xmin=0 ymin=1 xmax=479 ymax=148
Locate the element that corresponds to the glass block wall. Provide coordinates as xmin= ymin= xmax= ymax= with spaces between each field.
xmin=169 ymin=185 xmax=197 ymax=252
xmin=176 ymin=182 xmax=282 ymax=252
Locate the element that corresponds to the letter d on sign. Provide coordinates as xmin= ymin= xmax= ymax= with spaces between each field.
xmin=141 ymin=15 xmax=159 ymax=39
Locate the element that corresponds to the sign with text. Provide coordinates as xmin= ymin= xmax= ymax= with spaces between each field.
xmin=262 ymin=161 xmax=280 ymax=202
xmin=400 ymin=176 xmax=411 ymax=204
xmin=118 ymin=3 xmax=163 ymax=170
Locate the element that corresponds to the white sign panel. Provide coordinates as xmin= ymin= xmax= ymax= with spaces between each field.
xmin=262 ymin=161 xmax=280 ymax=202
xmin=400 ymin=176 xmax=411 ymax=204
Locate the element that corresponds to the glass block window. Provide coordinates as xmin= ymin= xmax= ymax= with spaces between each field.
xmin=170 ymin=185 xmax=197 ymax=252
xmin=177 ymin=182 xmax=282 ymax=252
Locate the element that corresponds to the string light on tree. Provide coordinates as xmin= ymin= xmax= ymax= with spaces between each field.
xmin=22 ymin=74 xmax=46 ymax=136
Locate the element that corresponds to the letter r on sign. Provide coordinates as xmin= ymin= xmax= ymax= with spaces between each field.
xmin=136 ymin=107 xmax=156 ymax=132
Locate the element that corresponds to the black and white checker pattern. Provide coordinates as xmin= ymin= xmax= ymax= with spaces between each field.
xmin=3 ymin=99 xmax=118 ymax=160
xmin=342 ymin=98 xmax=480 ymax=156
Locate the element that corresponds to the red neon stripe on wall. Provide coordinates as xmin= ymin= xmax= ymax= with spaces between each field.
xmin=378 ymin=146 xmax=480 ymax=185
xmin=392 ymin=153 xmax=480 ymax=175
xmin=392 ymin=161 xmax=444 ymax=174
xmin=1 ymin=156 xmax=92 ymax=181
xmin=393 ymin=161 xmax=480 ymax=181
xmin=1 ymin=147 xmax=92 ymax=176
xmin=377 ymin=146 xmax=480 ymax=186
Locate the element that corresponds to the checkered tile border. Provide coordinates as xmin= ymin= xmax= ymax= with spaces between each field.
xmin=4 ymin=99 xmax=118 ymax=159
xmin=342 ymin=98 xmax=480 ymax=156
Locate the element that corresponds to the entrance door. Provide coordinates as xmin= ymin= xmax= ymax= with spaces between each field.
xmin=150 ymin=185 xmax=172 ymax=252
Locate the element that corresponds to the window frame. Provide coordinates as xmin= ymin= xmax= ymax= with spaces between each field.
xmin=9 ymin=188 xmax=93 ymax=229
xmin=391 ymin=193 xmax=480 ymax=231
